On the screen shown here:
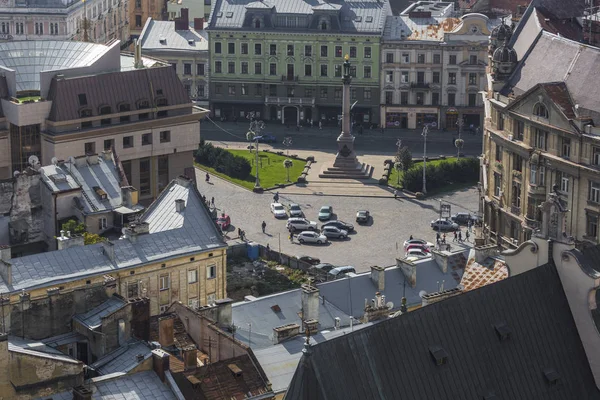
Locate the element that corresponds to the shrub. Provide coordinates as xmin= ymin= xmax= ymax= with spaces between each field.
xmin=401 ymin=157 xmax=479 ymax=193
xmin=194 ymin=142 xmax=252 ymax=179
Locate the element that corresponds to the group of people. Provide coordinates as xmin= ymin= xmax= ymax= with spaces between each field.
xmin=436 ymin=229 xmax=470 ymax=246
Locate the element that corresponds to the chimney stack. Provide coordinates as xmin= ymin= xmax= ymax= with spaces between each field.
xmin=152 ymin=349 xmax=170 ymax=382
xmin=134 ymin=39 xmax=143 ymax=69
xmin=301 ymin=284 xmax=319 ymax=324
xmin=57 ymin=230 xmax=85 ymax=250
xmin=175 ymin=8 xmax=189 ymax=30
xmin=194 ymin=18 xmax=204 ymax=30
xmin=370 ymin=265 xmax=385 ymax=291
xmin=182 ymin=345 xmax=198 ymax=370
xmin=101 ymin=241 xmax=115 ymax=262
xmin=72 ymin=386 xmax=93 ymax=400
xmin=0 ymin=245 xmax=11 ymax=263
xmin=175 ymin=199 xmax=186 ymax=212
xmin=158 ymin=316 xmax=175 ymax=347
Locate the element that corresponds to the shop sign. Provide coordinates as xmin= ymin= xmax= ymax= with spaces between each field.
xmin=446 ymin=108 xmax=459 ymax=114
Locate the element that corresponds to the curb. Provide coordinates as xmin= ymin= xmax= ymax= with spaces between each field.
xmin=194 ymin=165 xmax=256 ymax=193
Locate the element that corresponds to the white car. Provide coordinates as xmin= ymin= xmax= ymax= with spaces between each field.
xmin=403 ymin=239 xmax=435 ymax=250
xmin=430 ymin=219 xmax=459 ymax=231
xmin=297 ymin=231 xmax=328 ymax=245
xmin=287 ymin=218 xmax=318 ymax=232
xmin=405 ymin=248 xmax=431 ymax=259
xmin=270 ymin=203 xmax=287 ymax=218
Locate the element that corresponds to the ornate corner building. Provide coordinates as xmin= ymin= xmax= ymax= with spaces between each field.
xmin=481 ymin=0 xmax=600 ymax=248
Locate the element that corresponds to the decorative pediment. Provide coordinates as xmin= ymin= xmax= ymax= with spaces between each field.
xmin=285 ymin=56 xmax=296 ymax=63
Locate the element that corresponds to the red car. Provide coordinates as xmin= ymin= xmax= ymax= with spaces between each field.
xmin=405 ymin=244 xmax=431 ymax=253
xmin=217 ymin=214 xmax=231 ymax=231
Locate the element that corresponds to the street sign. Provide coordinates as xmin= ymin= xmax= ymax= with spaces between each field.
xmin=441 ymin=204 xmax=451 ymax=219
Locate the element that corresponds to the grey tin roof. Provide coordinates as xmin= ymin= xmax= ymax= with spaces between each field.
xmin=39 ymin=164 xmax=80 ymax=193
xmin=285 ymin=263 xmax=600 ymax=400
xmin=0 ymin=178 xmax=226 ymax=294
xmin=91 ymin=338 xmax=153 ymax=375
xmin=67 ymin=156 xmax=123 ymax=214
xmin=9 ymin=336 xmax=81 ymax=364
xmin=209 ymin=0 xmax=391 ymax=34
xmin=140 ymin=20 xmax=208 ymax=52
xmin=74 ymin=296 xmax=127 ymax=330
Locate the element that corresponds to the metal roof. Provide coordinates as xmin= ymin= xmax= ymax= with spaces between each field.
xmin=39 ymin=164 xmax=80 ymax=193
xmin=285 ymin=263 xmax=600 ymax=400
xmin=91 ymin=339 xmax=153 ymax=375
xmin=0 ymin=178 xmax=226 ymax=294
xmin=140 ymin=20 xmax=208 ymax=52
xmin=74 ymin=296 xmax=127 ymax=330
xmin=0 ymin=41 xmax=109 ymax=92
xmin=66 ymin=156 xmax=123 ymax=214
xmin=9 ymin=336 xmax=81 ymax=364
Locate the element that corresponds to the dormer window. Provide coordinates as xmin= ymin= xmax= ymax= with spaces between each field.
xmin=533 ymin=102 xmax=549 ymax=119
xmin=252 ymin=15 xmax=263 ymax=29
xmin=156 ymin=97 xmax=168 ymax=118
xmin=99 ymin=105 xmax=111 ymax=126
xmin=138 ymin=100 xmax=150 ymax=120
xmin=255 ymin=19 xmax=261 ymax=28
xmin=80 ymin=108 xmax=92 ymax=128
xmin=321 ymin=21 xmax=327 ymax=30
xmin=119 ymin=103 xmax=131 ymax=122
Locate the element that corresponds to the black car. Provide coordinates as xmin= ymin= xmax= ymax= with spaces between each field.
xmin=356 ymin=210 xmax=370 ymax=224
xmin=450 ymin=212 xmax=480 ymax=225
xmin=321 ymin=220 xmax=355 ymax=232
xmin=297 ymin=255 xmax=321 ymax=265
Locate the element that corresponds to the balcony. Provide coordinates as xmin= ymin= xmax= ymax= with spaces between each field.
xmin=510 ymin=205 xmax=521 ymax=216
xmin=527 ymin=184 xmax=546 ymax=197
xmin=265 ymin=97 xmax=315 ymax=106
xmin=524 ymin=215 xmax=539 ymax=230
xmin=281 ymin=75 xmax=299 ymax=82
xmin=410 ymin=82 xmax=430 ymax=89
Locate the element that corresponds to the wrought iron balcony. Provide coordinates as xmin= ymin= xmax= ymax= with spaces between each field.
xmin=410 ymin=82 xmax=430 ymax=89
xmin=281 ymin=75 xmax=299 ymax=82
xmin=265 ymin=96 xmax=315 ymax=106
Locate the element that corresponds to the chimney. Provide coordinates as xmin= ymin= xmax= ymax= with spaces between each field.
xmin=152 ymin=349 xmax=170 ymax=382
xmin=175 ymin=8 xmax=189 ymax=30
xmin=370 ymin=265 xmax=385 ymax=291
xmin=101 ymin=240 xmax=115 ymax=262
xmin=72 ymin=386 xmax=93 ymax=400
xmin=86 ymin=154 xmax=99 ymax=165
xmin=214 ymin=298 xmax=232 ymax=327
xmin=123 ymin=222 xmax=150 ymax=243
xmin=301 ymin=284 xmax=319 ymax=324
xmin=0 ymin=245 xmax=10 ymax=263
xmin=474 ymin=243 xmax=499 ymax=264
xmin=194 ymin=18 xmax=204 ymax=30
xmin=0 ymin=246 xmax=11 ymax=286
xmin=134 ymin=39 xmax=143 ymax=69
xmin=175 ymin=199 xmax=185 ymax=212
xmin=182 ymin=345 xmax=198 ymax=370
xmin=121 ymin=186 xmax=139 ymax=208
xmin=57 ymin=230 xmax=85 ymax=250
xmin=396 ymin=258 xmax=417 ymax=288
xmin=158 ymin=316 xmax=175 ymax=347
xmin=176 ymin=175 xmax=192 ymax=187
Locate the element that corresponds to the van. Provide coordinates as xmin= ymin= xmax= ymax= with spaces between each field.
xmin=328 ymin=266 xmax=356 ymax=279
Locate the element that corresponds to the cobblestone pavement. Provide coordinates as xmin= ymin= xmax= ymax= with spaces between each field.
xmin=196 ymin=168 xmax=479 ymax=273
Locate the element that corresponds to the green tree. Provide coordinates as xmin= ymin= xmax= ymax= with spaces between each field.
xmin=395 ymin=146 xmax=413 ymax=174
xmin=61 ymin=219 xmax=85 ymax=234
xmin=283 ymin=159 xmax=293 ymax=182
xmin=84 ymin=232 xmax=105 ymax=245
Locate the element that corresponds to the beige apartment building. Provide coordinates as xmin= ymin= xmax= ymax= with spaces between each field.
xmin=481 ymin=9 xmax=600 ymax=247
xmin=0 ymin=39 xmax=207 ymax=203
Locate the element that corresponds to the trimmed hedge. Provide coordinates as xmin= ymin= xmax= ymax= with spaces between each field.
xmin=194 ymin=141 xmax=252 ymax=180
xmin=402 ymin=157 xmax=479 ymax=193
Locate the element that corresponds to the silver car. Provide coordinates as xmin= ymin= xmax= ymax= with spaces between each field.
xmin=430 ymin=219 xmax=459 ymax=231
xmin=321 ymin=226 xmax=348 ymax=239
xmin=297 ymin=231 xmax=328 ymax=245
xmin=288 ymin=203 xmax=304 ymax=217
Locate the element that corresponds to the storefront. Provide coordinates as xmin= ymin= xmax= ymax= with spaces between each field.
xmin=385 ymin=112 xmax=408 ymax=128
xmin=445 ymin=108 xmax=459 ymax=130
xmin=384 ymin=107 xmax=439 ymax=130
xmin=212 ymin=102 xmax=264 ymax=122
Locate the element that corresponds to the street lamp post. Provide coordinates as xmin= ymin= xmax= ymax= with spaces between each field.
xmin=456 ymin=118 xmax=464 ymax=159
xmin=246 ymin=112 xmax=265 ymax=191
xmin=422 ymin=124 xmax=430 ymax=194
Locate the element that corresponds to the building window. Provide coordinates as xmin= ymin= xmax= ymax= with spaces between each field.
xmin=364 ymin=66 xmax=371 ymax=78
xmin=255 ymin=43 xmax=262 ymax=55
xmin=35 ymin=22 xmax=44 ymax=35
xmin=561 ymin=137 xmax=571 ymax=158
xmin=184 ymin=63 xmax=191 ymax=75
xmin=401 ymin=53 xmax=409 ymax=63
xmin=207 ymin=264 xmax=216 ymax=279
xmin=497 ymin=112 xmax=504 ymax=130
xmin=127 ymin=282 xmax=138 ymax=298
xmin=321 ymin=45 xmax=328 ymax=57
xmin=386 ymin=53 xmax=394 ymax=63
xmin=50 ymin=22 xmax=58 ymax=35
xmin=385 ymin=71 xmax=393 ymax=83
xmin=417 ymin=53 xmax=425 ymax=64
xmin=468 ymin=93 xmax=477 ymax=107
xmin=320 ymin=64 xmax=328 ymax=77
xmin=320 ymin=87 xmax=328 ymax=98
xmin=104 ymin=139 xmax=114 ymax=151
xmin=159 ymin=131 xmax=170 ymax=143
xmin=468 ymin=73 xmax=477 ymax=85
xmin=448 ymin=93 xmax=455 ymax=106
xmin=188 ymin=269 xmax=198 ymax=284
xmin=448 ymin=72 xmax=456 ymax=84
xmin=269 ymin=85 xmax=277 ymax=96
xmin=349 ymin=66 xmax=356 ymax=78
xmin=495 ymin=143 xmax=502 ymax=162
xmin=305 ymin=64 xmax=312 ymax=76
xmin=335 ymin=65 xmax=342 ymax=78
xmin=534 ymin=129 xmax=548 ymax=150
xmin=334 ymin=88 xmax=342 ymax=100
xmin=530 ymin=164 xmax=545 ymax=186
xmin=135 ymin=15 xmax=142 ymax=27
xmin=593 ymin=147 xmax=600 ymax=166
xmin=433 ymin=54 xmax=441 ymax=64
xmin=123 ymin=136 xmax=133 ymax=148
xmin=287 ymin=44 xmax=294 ymax=56
xmin=99 ymin=217 xmax=108 ymax=230
xmin=197 ymin=63 xmax=205 ymax=75
xmin=590 ymin=181 xmax=600 ymax=203
xmin=207 ymin=293 xmax=216 ymax=305
xmin=270 ymin=44 xmax=276 ymax=55
xmin=513 ymin=154 xmax=523 ymax=172
xmin=533 ymin=103 xmax=549 ymax=118
xmin=305 ymin=88 xmax=313 ymax=97
xmin=228 ymin=84 xmax=235 ymax=95
xmin=241 ymin=43 xmax=248 ymax=54
xmin=469 ymin=55 xmax=478 ymax=64
xmin=214 ymin=42 xmax=222 ymax=54
xmin=241 ymin=62 xmax=248 ymax=74
xmin=349 ymin=46 xmax=357 ymax=58
xmin=512 ymin=182 xmax=521 ymax=209
xmin=287 ymin=86 xmax=295 ymax=97
xmin=139 ymin=158 xmax=151 ymax=195
xmin=99 ymin=105 xmax=111 ymax=125
xmin=142 ymin=133 xmax=152 ymax=145
xmin=559 ymin=172 xmax=570 ymax=193
xmin=449 ymin=54 xmax=457 ymax=64
xmin=268 ymin=63 xmax=276 ymax=75
xmin=78 ymin=93 xmax=88 ymax=106
xmin=16 ymin=23 xmax=24 ymax=35
xmin=587 ymin=213 xmax=599 ymax=238
xmin=228 ymin=42 xmax=235 ymax=54
xmin=214 ymin=61 xmax=222 ymax=73
xmin=400 ymin=71 xmax=409 ymax=83
xmin=364 ymin=46 xmax=371 ymax=58
xmin=364 ymin=88 xmax=371 ymax=100
xmin=256 ymin=84 xmax=263 ymax=96
xmin=215 ymin=84 xmax=222 ymax=94
xmin=84 ymin=142 xmax=95 ymax=154
xmin=254 ymin=62 xmax=262 ymax=75
xmin=159 ymin=274 xmax=170 ymax=290
xmin=335 ymin=45 xmax=342 ymax=57
xmin=416 ymin=92 xmax=424 ymax=105
xmin=494 ymin=172 xmax=502 ymax=197
xmin=432 ymin=71 xmax=440 ymax=84
xmin=304 ymin=45 xmax=312 ymax=56
xmin=228 ymin=61 xmax=235 ymax=74
xmin=417 ymin=71 xmax=425 ymax=83
xmin=385 ymin=92 xmax=393 ymax=105
xmin=400 ymin=92 xmax=408 ymax=105
xmin=514 ymin=120 xmax=524 ymax=140
xmin=2 ymin=22 xmax=10 ymax=34
xmin=432 ymin=92 xmax=440 ymax=106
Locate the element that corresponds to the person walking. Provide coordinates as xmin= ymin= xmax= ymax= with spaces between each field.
xmin=394 ymin=189 xmax=399 ymax=199
xmin=289 ymin=232 xmax=294 ymax=243
xmin=319 ymin=120 xmax=323 ymax=130
xmin=211 ymin=197 xmax=215 ymax=206
xmin=458 ymin=231 xmax=463 ymax=242
xmin=453 ymin=231 xmax=458 ymax=242
xmin=442 ymin=233 xmax=446 ymax=244
xmin=261 ymin=221 xmax=266 ymax=233
xmin=238 ymin=227 xmax=242 ymax=238
xmin=205 ymin=172 xmax=210 ymax=183
xmin=465 ymin=230 xmax=470 ymax=242
xmin=266 ymin=243 xmax=270 ymax=252
xmin=436 ymin=232 xmax=441 ymax=244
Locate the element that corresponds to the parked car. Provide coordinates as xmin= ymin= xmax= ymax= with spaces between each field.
xmin=270 ymin=202 xmax=287 ymax=219
xmin=298 ymin=255 xmax=321 ymax=265
xmin=405 ymin=248 xmax=431 ymax=259
xmin=321 ymin=226 xmax=348 ymax=239
xmin=406 ymin=244 xmax=431 ymax=253
xmin=329 ymin=266 xmax=356 ymax=279
xmin=311 ymin=263 xmax=335 ymax=272
xmin=297 ymin=231 xmax=328 ymax=245
xmin=253 ymin=134 xmax=277 ymax=143
xmin=356 ymin=210 xmax=370 ymax=224
xmin=216 ymin=214 xmax=231 ymax=231
xmin=287 ymin=217 xmax=318 ymax=232
xmin=318 ymin=205 xmax=334 ymax=221
xmin=430 ymin=219 xmax=459 ymax=231
xmin=321 ymin=220 xmax=355 ymax=232
xmin=451 ymin=212 xmax=480 ymax=225
xmin=288 ymin=203 xmax=304 ymax=217
xmin=403 ymin=239 xmax=435 ymax=250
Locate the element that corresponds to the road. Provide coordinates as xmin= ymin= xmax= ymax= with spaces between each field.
xmin=199 ymin=119 xmax=483 ymax=158
xmin=196 ymin=168 xmax=479 ymax=272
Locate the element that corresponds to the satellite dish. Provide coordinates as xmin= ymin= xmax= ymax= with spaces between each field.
xmin=386 ymin=301 xmax=394 ymax=309
xmin=28 ymin=155 xmax=39 ymax=167
xmin=51 ymin=157 xmax=58 ymax=165
xmin=419 ymin=290 xmax=427 ymax=298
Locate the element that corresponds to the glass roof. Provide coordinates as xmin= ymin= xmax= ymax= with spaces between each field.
xmin=0 ymin=41 xmax=108 ymax=92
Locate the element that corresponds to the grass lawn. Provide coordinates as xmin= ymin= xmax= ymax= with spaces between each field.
xmin=195 ymin=149 xmax=306 ymax=191
xmin=388 ymin=157 xmax=458 ymax=189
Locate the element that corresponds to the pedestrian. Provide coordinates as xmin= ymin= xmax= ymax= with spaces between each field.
xmin=453 ymin=231 xmax=458 ymax=242
xmin=381 ymin=126 xmax=385 ymax=135
xmin=205 ymin=172 xmax=210 ymax=183
xmin=465 ymin=230 xmax=470 ymax=242
xmin=458 ymin=231 xmax=462 ymax=242
xmin=211 ymin=197 xmax=215 ymax=206
xmin=238 ymin=227 xmax=242 ymax=238
xmin=261 ymin=221 xmax=266 ymax=233
xmin=436 ymin=232 xmax=441 ymax=244
xmin=442 ymin=233 xmax=446 ymax=244
xmin=202 ymin=195 xmax=206 ymax=204
xmin=446 ymin=244 xmax=451 ymax=251
xmin=289 ymin=232 xmax=294 ymax=243
xmin=266 ymin=243 xmax=270 ymax=252
xmin=409 ymin=235 xmax=413 ymax=240
xmin=394 ymin=189 xmax=398 ymax=199
xmin=319 ymin=120 xmax=323 ymax=130
xmin=296 ymin=124 xmax=300 ymax=131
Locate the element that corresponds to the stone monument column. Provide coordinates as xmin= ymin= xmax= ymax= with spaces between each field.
xmin=333 ymin=54 xmax=359 ymax=168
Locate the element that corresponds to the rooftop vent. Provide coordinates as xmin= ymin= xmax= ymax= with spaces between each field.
xmin=226 ymin=12 xmax=233 ymax=18
xmin=159 ymin=36 xmax=166 ymax=44
xmin=228 ymin=363 xmax=243 ymax=377
xmin=188 ymin=39 xmax=195 ymax=45
xmin=50 ymin=173 xmax=67 ymax=183
xmin=93 ymin=186 xmax=108 ymax=200
xmin=494 ymin=322 xmax=511 ymax=341
xmin=271 ymin=304 xmax=281 ymax=312
xmin=366 ymin=16 xmax=373 ymax=23
xmin=429 ymin=345 xmax=448 ymax=366
xmin=217 ymin=12 xmax=222 ymax=17
xmin=543 ymin=368 xmax=560 ymax=385
xmin=355 ymin=16 xmax=362 ymax=22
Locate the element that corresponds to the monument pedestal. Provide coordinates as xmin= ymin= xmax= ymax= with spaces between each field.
xmin=318 ymin=132 xmax=372 ymax=179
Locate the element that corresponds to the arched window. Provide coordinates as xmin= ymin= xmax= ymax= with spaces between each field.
xmin=255 ymin=19 xmax=261 ymax=28
xmin=321 ymin=21 xmax=328 ymax=30
xmin=533 ymin=102 xmax=548 ymax=119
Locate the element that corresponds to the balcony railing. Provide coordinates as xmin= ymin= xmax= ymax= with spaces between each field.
xmin=410 ymin=82 xmax=430 ymax=89
xmin=265 ymin=96 xmax=315 ymax=106
xmin=281 ymin=75 xmax=299 ymax=82
xmin=510 ymin=205 xmax=521 ymax=216
xmin=527 ymin=184 xmax=546 ymax=196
